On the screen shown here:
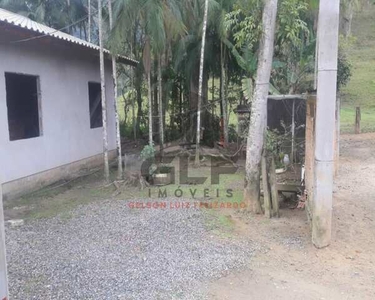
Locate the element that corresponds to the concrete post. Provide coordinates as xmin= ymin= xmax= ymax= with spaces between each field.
xmin=312 ymin=0 xmax=340 ymax=248
xmin=334 ymin=96 xmax=341 ymax=176
xmin=0 ymin=184 xmax=9 ymax=299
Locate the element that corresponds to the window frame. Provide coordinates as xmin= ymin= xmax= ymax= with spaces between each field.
xmin=88 ymin=81 xmax=103 ymax=129
xmin=4 ymin=71 xmax=43 ymax=142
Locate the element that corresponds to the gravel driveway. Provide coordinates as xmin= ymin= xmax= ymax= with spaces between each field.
xmin=6 ymin=198 xmax=256 ymax=299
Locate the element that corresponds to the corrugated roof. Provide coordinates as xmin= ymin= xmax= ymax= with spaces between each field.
xmin=0 ymin=8 xmax=138 ymax=66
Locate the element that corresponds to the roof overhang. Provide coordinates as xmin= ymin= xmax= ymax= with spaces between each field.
xmin=0 ymin=8 xmax=138 ymax=67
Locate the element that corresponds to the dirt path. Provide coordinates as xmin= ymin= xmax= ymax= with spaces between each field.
xmin=208 ymin=133 xmax=375 ymax=300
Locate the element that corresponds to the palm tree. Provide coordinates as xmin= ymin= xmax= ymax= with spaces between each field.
xmin=0 ymin=0 xmax=88 ymax=38
xmin=158 ymin=0 xmax=185 ymax=157
xmin=195 ymin=0 xmax=209 ymax=165
xmin=98 ymin=0 xmax=110 ymax=182
xmin=111 ymin=0 xmax=166 ymax=147
xmin=244 ymin=0 xmax=279 ymax=214
xmin=108 ymin=0 xmax=123 ymax=179
xmin=143 ymin=37 xmax=154 ymax=146
xmin=111 ymin=0 xmax=184 ymax=149
xmin=88 ymin=0 xmax=92 ymax=42
xmin=215 ymin=0 xmax=237 ymax=146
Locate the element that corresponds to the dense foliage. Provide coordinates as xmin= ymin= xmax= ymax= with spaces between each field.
xmin=0 ymin=0 xmax=353 ymax=144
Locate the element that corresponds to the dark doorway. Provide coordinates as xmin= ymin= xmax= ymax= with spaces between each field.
xmin=88 ymin=82 xmax=102 ymax=128
xmin=5 ymin=72 xmax=41 ymax=141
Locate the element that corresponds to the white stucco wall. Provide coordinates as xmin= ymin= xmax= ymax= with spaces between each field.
xmin=0 ymin=41 xmax=116 ymax=184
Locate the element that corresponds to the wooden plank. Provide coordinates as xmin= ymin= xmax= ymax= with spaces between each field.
xmin=269 ymin=157 xmax=280 ymax=218
xmin=291 ymin=99 xmax=296 ymax=164
xmin=262 ymin=153 xmax=272 ymax=218
xmin=305 ymin=95 xmax=316 ymax=213
xmin=276 ymin=184 xmax=302 ymax=192
xmin=267 ymin=95 xmax=307 ymax=101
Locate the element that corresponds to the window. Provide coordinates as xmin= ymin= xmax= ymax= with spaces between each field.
xmin=5 ymin=72 xmax=42 ymax=141
xmin=88 ymin=82 xmax=102 ymax=128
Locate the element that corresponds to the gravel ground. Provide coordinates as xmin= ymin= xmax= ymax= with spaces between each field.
xmin=6 ymin=198 xmax=256 ymax=299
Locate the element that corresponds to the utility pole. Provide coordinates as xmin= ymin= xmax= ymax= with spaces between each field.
xmin=0 ymin=183 xmax=8 ymax=299
xmin=312 ymin=0 xmax=340 ymax=248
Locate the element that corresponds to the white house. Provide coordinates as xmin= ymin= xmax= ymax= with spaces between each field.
xmin=0 ymin=8 xmax=136 ymax=199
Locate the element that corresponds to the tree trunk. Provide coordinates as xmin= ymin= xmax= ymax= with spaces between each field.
xmin=158 ymin=56 xmax=164 ymax=157
xmin=210 ymin=75 xmax=214 ymax=131
xmin=221 ymin=42 xmax=229 ymax=146
xmin=143 ymin=37 xmax=153 ymax=146
xmin=130 ymin=42 xmax=136 ymax=140
xmin=108 ymin=0 xmax=123 ymax=179
xmin=98 ymin=0 xmax=110 ymax=182
xmin=244 ymin=0 xmax=278 ymax=213
xmin=153 ymin=68 xmax=158 ymax=140
xmin=189 ymin=68 xmax=199 ymax=141
xmin=88 ymin=0 xmax=91 ymax=43
xmin=179 ymin=81 xmax=183 ymax=133
xmin=195 ymin=0 xmax=209 ymax=166
xmin=148 ymin=72 xmax=153 ymax=146
xmin=135 ymin=65 xmax=143 ymax=137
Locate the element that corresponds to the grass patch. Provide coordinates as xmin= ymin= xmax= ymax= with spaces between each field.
xmin=4 ymin=168 xmax=118 ymax=220
xmin=341 ymin=106 xmax=375 ymax=133
xmin=138 ymin=159 xmax=245 ymax=204
xmin=341 ymin=4 xmax=375 ymax=133
xmin=205 ymin=212 xmax=235 ymax=238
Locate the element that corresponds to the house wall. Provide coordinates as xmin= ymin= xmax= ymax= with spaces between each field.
xmin=0 ymin=39 xmax=117 ymax=193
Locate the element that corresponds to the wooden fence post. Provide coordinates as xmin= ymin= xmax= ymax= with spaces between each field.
xmin=269 ymin=157 xmax=279 ymax=218
xmin=355 ymin=107 xmax=361 ymax=134
xmin=291 ymin=99 xmax=296 ymax=164
xmin=262 ymin=152 xmax=272 ymax=218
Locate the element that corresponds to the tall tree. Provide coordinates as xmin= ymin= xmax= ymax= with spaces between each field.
xmin=98 ymin=0 xmax=110 ymax=182
xmin=244 ymin=0 xmax=279 ymax=213
xmin=158 ymin=56 xmax=164 ymax=156
xmin=143 ymin=37 xmax=154 ymax=146
xmin=111 ymin=0 xmax=184 ymax=147
xmin=108 ymin=0 xmax=123 ymax=179
xmin=220 ymin=42 xmax=228 ymax=146
xmin=195 ymin=0 xmax=209 ymax=166
xmin=88 ymin=0 xmax=92 ymax=42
